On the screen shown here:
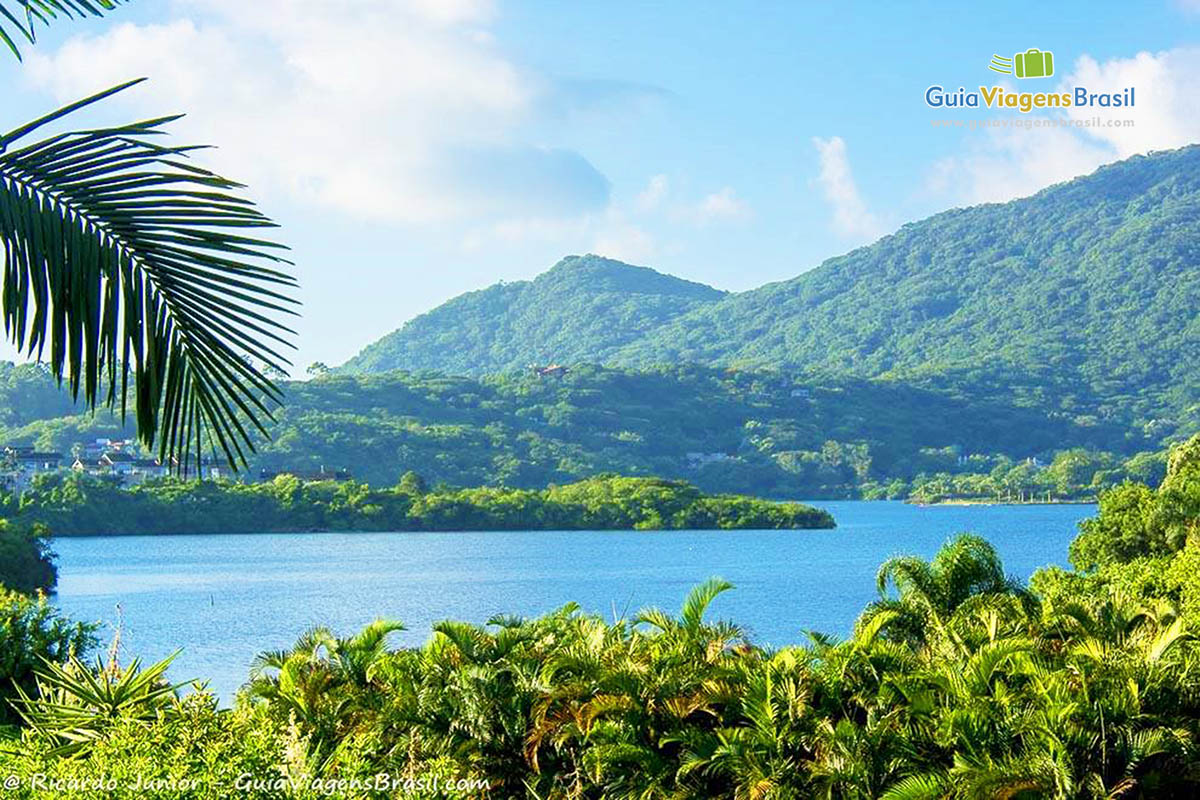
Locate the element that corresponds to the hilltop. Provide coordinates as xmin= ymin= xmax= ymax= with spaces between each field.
xmin=342 ymin=255 xmax=725 ymax=375
xmin=346 ymin=146 xmax=1200 ymax=431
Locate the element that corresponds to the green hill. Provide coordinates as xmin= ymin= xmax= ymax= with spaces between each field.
xmin=342 ymin=255 xmax=725 ymax=375
xmin=0 ymin=363 xmax=1146 ymax=500
xmin=346 ymin=146 xmax=1200 ymax=430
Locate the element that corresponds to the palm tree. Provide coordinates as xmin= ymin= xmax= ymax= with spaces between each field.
xmin=1 ymin=1 xmax=298 ymax=471
xmin=867 ymin=534 xmax=1033 ymax=647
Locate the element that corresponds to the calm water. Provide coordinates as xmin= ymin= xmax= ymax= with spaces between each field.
xmin=52 ymin=501 xmax=1095 ymax=701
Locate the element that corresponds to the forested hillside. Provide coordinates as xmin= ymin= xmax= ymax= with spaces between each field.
xmin=342 ymin=255 xmax=725 ymax=375
xmin=1 ymin=361 xmax=1152 ymax=499
xmin=346 ymin=146 xmax=1200 ymax=432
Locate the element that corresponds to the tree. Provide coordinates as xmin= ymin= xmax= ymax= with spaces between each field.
xmin=1 ymin=2 xmax=298 ymax=472
xmin=306 ymin=362 xmax=330 ymax=377
xmin=0 ymin=519 xmax=57 ymax=593
xmin=0 ymin=588 xmax=95 ymax=727
xmin=868 ymin=533 xmax=1030 ymax=645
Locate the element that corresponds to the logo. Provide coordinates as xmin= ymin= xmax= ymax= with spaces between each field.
xmin=924 ymin=47 xmax=1134 ymax=113
xmin=989 ymin=49 xmax=1055 ymax=79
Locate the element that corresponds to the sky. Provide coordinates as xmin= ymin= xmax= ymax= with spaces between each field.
xmin=3 ymin=0 xmax=1200 ymax=373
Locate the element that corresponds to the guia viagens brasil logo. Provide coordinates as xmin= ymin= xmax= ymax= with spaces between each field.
xmin=926 ymin=48 xmax=1134 ymax=113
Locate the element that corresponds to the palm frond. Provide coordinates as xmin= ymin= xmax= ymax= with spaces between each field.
xmin=681 ymin=577 xmax=734 ymax=630
xmin=0 ymin=80 xmax=298 ymax=471
xmin=0 ymin=0 xmax=126 ymax=60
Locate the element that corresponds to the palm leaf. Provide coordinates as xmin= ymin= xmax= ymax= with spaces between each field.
xmin=0 ymin=0 xmax=126 ymax=60
xmin=680 ymin=577 xmax=734 ymax=630
xmin=0 ymin=80 xmax=298 ymax=471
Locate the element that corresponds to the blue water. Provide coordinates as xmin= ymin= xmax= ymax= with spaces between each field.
xmin=51 ymin=501 xmax=1095 ymax=702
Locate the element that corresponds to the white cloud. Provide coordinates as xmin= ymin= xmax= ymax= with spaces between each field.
xmin=461 ymin=207 xmax=658 ymax=265
xmin=636 ymin=174 xmax=669 ymax=211
xmin=927 ymin=47 xmax=1200 ymax=205
xmin=926 ymin=127 xmax=1113 ymax=205
xmin=694 ymin=187 xmax=750 ymax=224
xmin=23 ymin=0 xmax=610 ymax=225
xmin=591 ymin=220 xmax=658 ymax=264
xmin=811 ymin=136 xmax=883 ymax=240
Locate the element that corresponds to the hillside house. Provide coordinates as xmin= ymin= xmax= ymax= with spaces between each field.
xmin=1 ymin=446 xmax=64 ymax=493
xmin=530 ymin=364 xmax=569 ymax=378
xmin=685 ymin=452 xmax=736 ymax=468
xmin=258 ymin=466 xmax=353 ymax=483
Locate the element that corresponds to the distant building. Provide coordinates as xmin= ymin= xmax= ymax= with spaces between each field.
xmin=685 ymin=452 xmax=736 ymax=468
xmin=530 ymin=363 xmax=569 ymax=378
xmin=99 ymin=451 xmax=136 ymax=477
xmin=2 ymin=446 xmax=64 ymax=493
xmin=258 ymin=466 xmax=353 ymax=483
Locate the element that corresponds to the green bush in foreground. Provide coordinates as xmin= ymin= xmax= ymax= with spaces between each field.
xmin=0 ymin=590 xmax=95 ymax=730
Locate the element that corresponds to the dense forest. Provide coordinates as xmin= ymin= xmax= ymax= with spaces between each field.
xmin=4 ymin=437 xmax=1200 ymax=797
xmin=346 ymin=146 xmax=1200 ymax=433
xmin=0 ymin=361 xmax=1160 ymax=500
xmin=6 ymin=473 xmax=834 ymax=535
xmin=341 ymin=255 xmax=726 ymax=376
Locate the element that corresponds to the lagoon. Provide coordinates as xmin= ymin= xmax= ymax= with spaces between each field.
xmin=51 ymin=500 xmax=1095 ymax=702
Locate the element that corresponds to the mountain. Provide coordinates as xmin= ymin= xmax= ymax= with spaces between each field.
xmin=341 ymin=255 xmax=725 ymax=375
xmin=345 ymin=146 xmax=1200 ymax=427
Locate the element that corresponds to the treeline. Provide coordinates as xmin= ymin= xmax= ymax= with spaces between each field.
xmin=5 ymin=472 xmax=834 ymax=535
xmin=0 ymin=361 xmax=1154 ymax=500
xmin=879 ymin=446 xmax=1168 ymax=503
xmin=5 ymin=439 xmax=1200 ymax=796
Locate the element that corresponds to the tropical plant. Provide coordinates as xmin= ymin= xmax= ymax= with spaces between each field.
xmin=11 ymin=650 xmax=184 ymax=755
xmin=0 ymin=1 xmax=124 ymax=60
xmin=1 ymin=0 xmax=297 ymax=471
xmin=0 ymin=587 xmax=95 ymax=729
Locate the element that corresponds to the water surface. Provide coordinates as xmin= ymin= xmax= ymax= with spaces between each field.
xmin=52 ymin=501 xmax=1095 ymax=701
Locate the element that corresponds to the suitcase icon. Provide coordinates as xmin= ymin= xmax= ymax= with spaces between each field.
xmin=1014 ymin=48 xmax=1054 ymax=79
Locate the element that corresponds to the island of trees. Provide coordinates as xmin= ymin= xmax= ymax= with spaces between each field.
xmin=4 ymin=472 xmax=834 ymax=535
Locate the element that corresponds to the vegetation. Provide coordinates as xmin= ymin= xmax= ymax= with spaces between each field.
xmin=4 ymin=439 xmax=1200 ymax=796
xmin=896 ymin=447 xmax=1168 ymax=504
xmin=346 ymin=148 xmax=1200 ymax=442
xmin=0 ymin=520 xmax=56 ymax=594
xmin=1 ymin=361 xmax=1151 ymax=500
xmin=0 ymin=0 xmax=297 ymax=471
xmin=343 ymin=255 xmax=725 ymax=376
xmin=8 ymin=473 xmax=835 ymax=535
xmin=0 ymin=590 xmax=95 ymax=730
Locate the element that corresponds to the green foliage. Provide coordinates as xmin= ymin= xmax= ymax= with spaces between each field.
xmin=0 ymin=1 xmax=126 ymax=60
xmin=346 ymin=148 xmax=1200 ymax=444
xmin=1069 ymin=434 xmax=1200 ymax=570
xmin=12 ymin=651 xmax=185 ymax=756
xmin=0 ymin=519 xmax=56 ymax=594
xmin=9 ymin=472 xmax=835 ymax=534
xmin=1 ymin=695 xmax=290 ymax=799
xmin=0 ymin=81 xmax=298 ymax=472
xmin=342 ymin=254 xmax=726 ymax=375
xmin=8 ymin=469 xmax=1200 ymax=796
xmin=0 ymin=361 xmax=1144 ymax=500
xmin=0 ymin=589 xmax=95 ymax=728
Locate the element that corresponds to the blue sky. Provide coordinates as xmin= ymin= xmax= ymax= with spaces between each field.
xmin=3 ymin=0 xmax=1199 ymax=372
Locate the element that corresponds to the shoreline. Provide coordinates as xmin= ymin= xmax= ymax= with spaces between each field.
xmin=909 ymin=498 xmax=1096 ymax=507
